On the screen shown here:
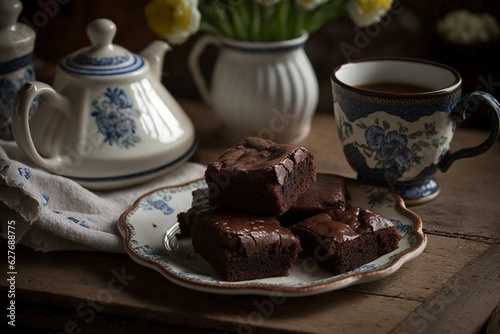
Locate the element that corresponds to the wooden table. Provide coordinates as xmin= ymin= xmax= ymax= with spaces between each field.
xmin=1 ymin=100 xmax=499 ymax=334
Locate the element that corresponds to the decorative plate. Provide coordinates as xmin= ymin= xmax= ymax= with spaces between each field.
xmin=118 ymin=175 xmax=426 ymax=297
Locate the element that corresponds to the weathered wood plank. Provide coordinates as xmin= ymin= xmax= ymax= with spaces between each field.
xmin=390 ymin=242 xmax=500 ymax=334
xmin=0 ymin=234 xmax=491 ymax=333
xmin=346 ymin=234 xmax=490 ymax=300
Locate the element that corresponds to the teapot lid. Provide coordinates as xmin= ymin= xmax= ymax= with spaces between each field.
xmin=59 ymin=18 xmax=146 ymax=76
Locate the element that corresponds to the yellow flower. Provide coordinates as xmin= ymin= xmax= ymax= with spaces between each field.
xmin=145 ymin=0 xmax=200 ymax=44
xmin=356 ymin=0 xmax=392 ymax=13
xmin=346 ymin=0 xmax=393 ymax=27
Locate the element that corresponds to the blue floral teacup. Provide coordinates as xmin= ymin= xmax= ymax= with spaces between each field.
xmin=331 ymin=58 xmax=500 ymax=204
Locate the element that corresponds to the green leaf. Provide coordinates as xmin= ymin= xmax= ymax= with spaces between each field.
xmin=398 ymin=123 xmax=408 ymax=134
xmin=431 ymin=138 xmax=441 ymax=148
xmin=408 ymin=131 xmax=424 ymax=139
xmin=276 ymin=0 xmax=289 ymax=40
xmin=346 ymin=123 xmax=353 ymax=135
xmin=231 ymin=2 xmax=249 ymax=40
xmin=357 ymin=122 xmax=367 ymax=129
xmin=250 ymin=1 xmax=260 ymax=40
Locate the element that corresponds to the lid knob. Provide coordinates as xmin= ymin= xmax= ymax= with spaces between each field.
xmin=60 ymin=18 xmax=146 ymax=76
xmin=0 ymin=0 xmax=22 ymax=31
xmin=87 ymin=18 xmax=116 ymax=49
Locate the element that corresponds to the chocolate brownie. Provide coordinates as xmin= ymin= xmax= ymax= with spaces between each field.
xmin=191 ymin=209 xmax=301 ymax=282
xmin=177 ymin=188 xmax=215 ymax=238
xmin=205 ymin=137 xmax=316 ymax=216
xmin=279 ymin=173 xmax=347 ymax=226
xmin=290 ymin=207 xmax=401 ymax=275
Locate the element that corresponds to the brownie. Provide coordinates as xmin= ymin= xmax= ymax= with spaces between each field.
xmin=279 ymin=173 xmax=347 ymax=226
xmin=204 ymin=137 xmax=316 ymax=216
xmin=290 ymin=207 xmax=401 ymax=275
xmin=191 ymin=209 xmax=301 ymax=282
xmin=177 ymin=188 xmax=215 ymax=238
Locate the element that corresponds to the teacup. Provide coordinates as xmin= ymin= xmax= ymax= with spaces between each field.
xmin=331 ymin=58 xmax=500 ymax=205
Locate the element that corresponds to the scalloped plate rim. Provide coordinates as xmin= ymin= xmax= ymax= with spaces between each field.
xmin=118 ymin=175 xmax=427 ymax=297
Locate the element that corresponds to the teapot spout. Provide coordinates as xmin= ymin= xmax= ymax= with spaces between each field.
xmin=141 ymin=40 xmax=171 ymax=81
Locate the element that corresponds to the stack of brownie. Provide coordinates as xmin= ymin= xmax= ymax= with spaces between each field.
xmin=177 ymin=137 xmax=401 ymax=282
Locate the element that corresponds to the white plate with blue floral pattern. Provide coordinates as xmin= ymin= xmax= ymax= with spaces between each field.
xmin=118 ymin=175 xmax=426 ymax=297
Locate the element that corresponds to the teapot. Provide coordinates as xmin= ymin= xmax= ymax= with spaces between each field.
xmin=11 ymin=18 xmax=196 ymax=190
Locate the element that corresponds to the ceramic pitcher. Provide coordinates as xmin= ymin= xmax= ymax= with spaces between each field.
xmin=189 ymin=33 xmax=318 ymax=144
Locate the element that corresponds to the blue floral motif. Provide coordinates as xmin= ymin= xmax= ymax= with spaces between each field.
xmin=91 ymin=87 xmax=140 ymax=148
xmin=0 ymin=66 xmax=39 ymax=140
xmin=140 ymin=194 xmax=174 ymax=215
xmin=339 ymin=115 xmax=449 ymax=182
xmin=17 ymin=167 xmax=31 ymax=180
xmin=148 ymin=198 xmax=174 ymax=215
xmin=424 ymin=122 xmax=437 ymax=138
xmin=40 ymin=194 xmax=50 ymax=207
xmin=0 ymin=77 xmax=17 ymax=121
xmin=368 ymin=190 xmax=394 ymax=208
xmin=392 ymin=219 xmax=412 ymax=237
xmin=53 ymin=210 xmax=90 ymax=228
xmin=130 ymin=240 xmax=168 ymax=261
xmin=365 ymin=125 xmax=419 ymax=172
xmin=357 ymin=183 xmax=397 ymax=208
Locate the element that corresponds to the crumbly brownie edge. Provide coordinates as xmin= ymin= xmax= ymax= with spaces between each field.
xmin=204 ymin=147 xmax=316 ymax=216
xmin=292 ymin=225 xmax=401 ymax=275
xmin=191 ymin=212 xmax=301 ymax=281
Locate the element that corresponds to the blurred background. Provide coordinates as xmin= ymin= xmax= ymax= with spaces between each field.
xmin=21 ymin=0 xmax=500 ymax=128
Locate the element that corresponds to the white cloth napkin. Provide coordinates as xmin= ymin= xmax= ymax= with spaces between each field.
xmin=0 ymin=140 xmax=206 ymax=253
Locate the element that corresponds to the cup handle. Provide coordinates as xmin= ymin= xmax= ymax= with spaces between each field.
xmin=12 ymin=82 xmax=72 ymax=173
xmin=439 ymin=91 xmax=500 ymax=172
xmin=187 ymin=34 xmax=222 ymax=108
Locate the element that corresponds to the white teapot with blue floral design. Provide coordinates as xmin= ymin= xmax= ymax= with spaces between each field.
xmin=11 ymin=18 xmax=196 ymax=189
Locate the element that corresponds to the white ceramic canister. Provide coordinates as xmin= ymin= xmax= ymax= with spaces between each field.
xmin=0 ymin=0 xmax=37 ymax=140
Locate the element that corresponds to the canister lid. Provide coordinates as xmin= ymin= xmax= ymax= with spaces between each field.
xmin=0 ymin=0 xmax=36 ymax=62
